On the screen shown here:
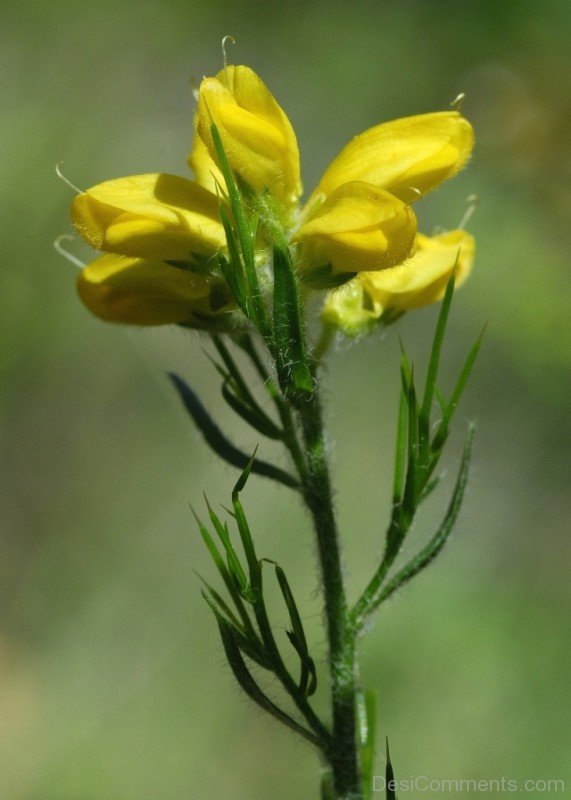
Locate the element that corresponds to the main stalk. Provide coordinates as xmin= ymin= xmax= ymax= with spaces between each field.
xmin=296 ymin=383 xmax=361 ymax=800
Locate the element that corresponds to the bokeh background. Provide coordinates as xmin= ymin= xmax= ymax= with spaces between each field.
xmin=2 ymin=1 xmax=570 ymax=798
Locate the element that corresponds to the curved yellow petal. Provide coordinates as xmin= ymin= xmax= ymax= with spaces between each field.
xmin=311 ymin=112 xmax=474 ymax=205
xmin=77 ymin=253 xmax=231 ymax=326
xmin=196 ymin=65 xmax=301 ymax=208
xmin=72 ymin=174 xmax=225 ymax=261
xmin=360 ymin=229 xmax=475 ymax=312
xmin=188 ymin=112 xmax=225 ymax=194
xmin=294 ymin=181 xmax=417 ymax=273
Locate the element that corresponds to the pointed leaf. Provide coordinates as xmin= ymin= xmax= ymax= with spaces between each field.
xmin=275 ymin=564 xmax=317 ymax=697
xmin=169 ymin=373 xmax=299 ymax=489
xmin=419 ymin=273 xmax=455 ymax=442
xmin=272 ymin=244 xmax=313 ymax=397
xmin=385 ymin=738 xmax=397 ymax=800
xmin=377 ymin=423 xmax=475 ymax=605
xmin=221 ymin=378 xmax=283 ymax=440
xmin=432 ymin=323 xmax=485 ymax=452
xmin=201 ymin=589 xmax=270 ymax=668
xmin=214 ymin=612 xmax=321 ymax=747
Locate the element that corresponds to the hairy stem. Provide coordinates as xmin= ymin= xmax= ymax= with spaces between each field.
xmin=296 ymin=382 xmax=361 ymax=800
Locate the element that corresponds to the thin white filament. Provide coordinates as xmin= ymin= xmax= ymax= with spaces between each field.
xmin=55 ymin=162 xmax=83 ymax=194
xmin=53 ymin=234 xmax=85 ymax=269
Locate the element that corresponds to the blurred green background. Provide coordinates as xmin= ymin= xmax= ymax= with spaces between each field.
xmin=2 ymin=1 xmax=570 ymax=798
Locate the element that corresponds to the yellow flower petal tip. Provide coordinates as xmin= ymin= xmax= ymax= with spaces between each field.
xmin=312 ymin=111 xmax=474 ymax=205
xmin=77 ymin=254 xmax=232 ymax=326
xmin=295 ymin=182 xmax=417 ymax=273
xmin=195 ymin=65 xmax=302 ymax=209
xmin=360 ymin=229 xmax=475 ymax=313
xmin=71 ymin=174 xmax=226 ymax=261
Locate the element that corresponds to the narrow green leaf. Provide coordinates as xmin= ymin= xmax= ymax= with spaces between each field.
xmin=399 ymin=343 xmax=412 ymax=390
xmin=275 ymin=565 xmax=308 ymax=654
xmin=385 ymin=737 xmax=397 ymax=800
xmin=376 ymin=423 xmax=475 ymax=606
xmin=217 ymin=252 xmax=244 ymax=311
xmin=212 ymin=336 xmax=283 ymax=439
xmin=392 ymin=383 xmax=408 ymax=506
xmin=433 ymin=323 xmax=485 ymax=452
xmin=212 ymin=604 xmax=321 ymax=748
xmin=219 ymin=204 xmax=245 ymax=283
xmin=402 ymin=369 xmax=419 ymax=514
xmin=211 ymin=336 xmax=256 ymax=406
xmin=272 ymin=244 xmax=313 ymax=397
xmin=169 ymin=373 xmax=300 ymax=489
xmin=419 ymin=273 xmax=456 ymax=440
xmin=201 ymin=589 xmax=270 ymax=668
xmin=192 ymin=506 xmax=259 ymax=640
xmin=275 ymin=564 xmax=317 ymax=696
xmin=233 ymin=447 xmax=257 ymax=496
xmin=221 ymin=379 xmax=283 ymax=440
xmin=204 ymin=496 xmax=250 ymax=597
xmin=210 ymin=121 xmax=268 ymax=333
xmin=198 ymin=578 xmax=242 ymax=630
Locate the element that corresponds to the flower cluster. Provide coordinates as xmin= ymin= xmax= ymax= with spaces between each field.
xmin=71 ymin=64 xmax=474 ymax=332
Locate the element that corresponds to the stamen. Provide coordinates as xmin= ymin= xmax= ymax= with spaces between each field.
xmin=54 ymin=234 xmax=85 ymax=269
xmin=450 ymin=92 xmax=466 ymax=112
xmin=221 ymin=35 xmax=236 ymax=82
xmin=458 ymin=194 xmax=479 ymax=230
xmin=408 ymin=186 xmax=423 ymax=199
xmin=55 ymin=161 xmax=83 ymax=194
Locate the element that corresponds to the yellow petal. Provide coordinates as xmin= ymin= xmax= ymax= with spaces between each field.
xmin=188 ymin=112 xmax=225 ymax=194
xmin=311 ymin=112 xmax=474 ymax=205
xmin=77 ymin=253 xmax=230 ymax=326
xmin=197 ymin=66 xmax=301 ymax=208
xmin=360 ymin=229 xmax=475 ymax=312
xmin=72 ymin=174 xmax=226 ymax=261
xmin=294 ymin=181 xmax=417 ymax=273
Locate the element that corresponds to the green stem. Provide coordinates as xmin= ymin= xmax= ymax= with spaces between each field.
xmin=296 ymin=381 xmax=361 ymax=800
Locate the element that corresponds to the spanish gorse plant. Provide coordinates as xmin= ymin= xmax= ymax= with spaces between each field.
xmin=62 ymin=46 xmax=481 ymax=800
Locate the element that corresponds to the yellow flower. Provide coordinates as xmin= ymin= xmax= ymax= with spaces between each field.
xmin=322 ymin=229 xmax=475 ymax=335
xmin=77 ymin=254 xmax=233 ymax=326
xmin=71 ymin=63 xmax=473 ymax=326
xmin=194 ymin=65 xmax=302 ymax=211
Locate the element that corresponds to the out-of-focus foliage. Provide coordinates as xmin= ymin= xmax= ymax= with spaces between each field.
xmin=1 ymin=1 xmax=569 ymax=798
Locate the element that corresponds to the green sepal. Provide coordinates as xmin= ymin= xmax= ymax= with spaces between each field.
xmin=272 ymin=244 xmax=313 ymax=399
xmin=298 ymin=263 xmax=356 ymax=290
